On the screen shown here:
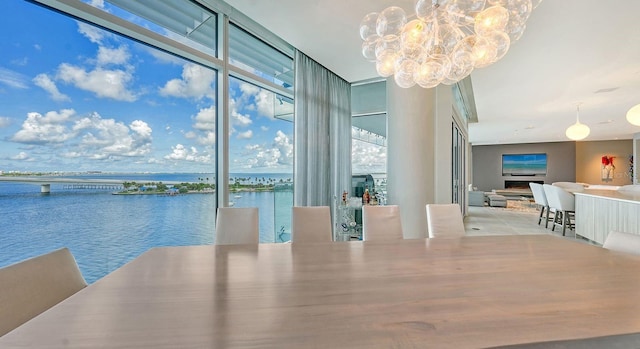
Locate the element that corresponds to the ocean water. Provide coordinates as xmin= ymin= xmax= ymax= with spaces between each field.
xmin=0 ymin=173 xmax=292 ymax=283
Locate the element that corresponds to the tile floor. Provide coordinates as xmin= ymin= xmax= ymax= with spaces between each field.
xmin=464 ymin=201 xmax=594 ymax=244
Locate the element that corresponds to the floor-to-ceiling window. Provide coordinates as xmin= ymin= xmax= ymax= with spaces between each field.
xmin=351 ymin=81 xmax=387 ymax=203
xmin=227 ymin=75 xmax=293 ymax=242
xmin=227 ymin=23 xmax=294 ymax=242
xmin=0 ymin=0 xmax=294 ymax=282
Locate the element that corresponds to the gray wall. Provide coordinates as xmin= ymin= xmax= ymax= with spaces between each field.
xmin=472 ymin=142 xmax=576 ymax=191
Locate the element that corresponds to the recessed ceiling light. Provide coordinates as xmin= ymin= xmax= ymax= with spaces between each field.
xmin=525 ymin=125 xmax=534 ymax=129
xmin=594 ymin=87 xmax=619 ymax=94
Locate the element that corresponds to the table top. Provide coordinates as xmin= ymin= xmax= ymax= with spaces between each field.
xmin=576 ymin=188 xmax=640 ymax=204
xmin=2 ymin=235 xmax=640 ymax=348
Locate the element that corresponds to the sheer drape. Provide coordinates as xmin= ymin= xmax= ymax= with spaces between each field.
xmin=294 ymin=50 xmax=351 ymax=216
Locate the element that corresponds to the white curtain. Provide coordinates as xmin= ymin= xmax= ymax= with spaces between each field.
xmin=294 ymin=50 xmax=351 ymax=216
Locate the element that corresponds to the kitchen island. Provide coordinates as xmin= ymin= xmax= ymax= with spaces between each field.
xmin=575 ymin=189 xmax=640 ymax=244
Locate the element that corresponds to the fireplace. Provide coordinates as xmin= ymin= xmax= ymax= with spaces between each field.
xmin=505 ymin=180 xmax=542 ymax=189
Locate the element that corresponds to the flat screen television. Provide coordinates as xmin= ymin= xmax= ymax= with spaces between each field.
xmin=502 ymin=153 xmax=547 ymax=176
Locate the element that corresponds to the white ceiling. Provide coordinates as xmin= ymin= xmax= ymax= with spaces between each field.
xmin=223 ymin=0 xmax=640 ymax=145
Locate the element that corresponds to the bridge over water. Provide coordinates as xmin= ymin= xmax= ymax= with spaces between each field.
xmin=0 ymin=177 xmax=184 ymax=193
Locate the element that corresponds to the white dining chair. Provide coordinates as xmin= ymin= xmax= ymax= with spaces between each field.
xmin=529 ymin=182 xmax=554 ymax=228
xmin=362 ymin=205 xmax=403 ymax=241
xmin=0 ymin=247 xmax=87 ymax=337
xmin=291 ymin=206 xmax=333 ymax=243
xmin=215 ymin=207 xmax=259 ymax=245
xmin=426 ymin=204 xmax=466 ymax=238
xmin=543 ymin=184 xmax=575 ymax=236
xmin=603 ymin=231 xmax=640 ymax=256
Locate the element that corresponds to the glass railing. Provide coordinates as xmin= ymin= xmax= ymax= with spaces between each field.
xmin=274 ymin=183 xmax=293 ymax=242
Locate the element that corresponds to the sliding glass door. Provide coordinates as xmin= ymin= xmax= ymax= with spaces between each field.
xmin=452 ymin=120 xmax=466 ymax=213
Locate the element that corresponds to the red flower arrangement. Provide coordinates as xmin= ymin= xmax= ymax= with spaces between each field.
xmin=602 ymin=156 xmax=615 ymax=168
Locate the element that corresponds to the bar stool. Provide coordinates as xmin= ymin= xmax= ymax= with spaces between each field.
xmin=543 ymin=184 xmax=575 ymax=236
xmin=529 ymin=182 xmax=554 ymax=228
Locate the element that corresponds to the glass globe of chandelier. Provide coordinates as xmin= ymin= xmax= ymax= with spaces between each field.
xmin=360 ymin=0 xmax=543 ymax=88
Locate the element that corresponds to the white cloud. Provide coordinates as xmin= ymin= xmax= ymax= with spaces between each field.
xmin=233 ymin=113 xmax=252 ymax=127
xmin=164 ymin=144 xmax=211 ymax=163
xmin=60 ymin=151 xmax=82 ymax=158
xmin=183 ymin=107 xmax=217 ymax=145
xmin=11 ymin=109 xmax=76 ymax=144
xmin=351 ymin=138 xmax=387 ymax=173
xmin=87 ymin=0 xmax=105 ymax=8
xmin=57 ymin=63 xmax=137 ymax=101
xmin=10 ymin=109 xmax=154 ymax=161
xmin=77 ymin=22 xmax=109 ymax=44
xmin=10 ymin=152 xmax=31 ymax=161
xmin=146 ymin=157 xmax=163 ymax=164
xmin=240 ymin=83 xmax=259 ymax=95
xmin=237 ymin=130 xmax=253 ymax=139
xmin=273 ymin=130 xmax=293 ymax=165
xmin=159 ymin=63 xmax=215 ymax=100
xmin=130 ymin=120 xmax=152 ymax=138
xmin=73 ymin=114 xmax=152 ymax=157
xmin=260 ymin=126 xmax=269 ymax=131
xmin=230 ymin=98 xmax=252 ymax=127
xmin=255 ymin=90 xmax=275 ymax=118
xmin=192 ymin=106 xmax=216 ymax=131
xmin=33 ymin=73 xmax=71 ymax=102
xmin=34 ymin=44 xmax=41 ymax=51
xmin=96 ymin=46 xmax=130 ymax=66
xmin=238 ymin=82 xmax=274 ymax=118
xmin=0 ymin=67 xmax=29 ymax=89
xmin=197 ymin=131 xmax=216 ymax=146
xmin=244 ymin=130 xmax=293 ymax=169
xmin=0 ymin=116 xmax=11 ymax=128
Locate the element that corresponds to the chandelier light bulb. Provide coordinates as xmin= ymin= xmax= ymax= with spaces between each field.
xmin=360 ymin=0 xmax=543 ymax=88
xmin=565 ymin=104 xmax=590 ymax=141
xmin=474 ymin=6 xmax=510 ymax=37
xmin=626 ymin=104 xmax=640 ymax=126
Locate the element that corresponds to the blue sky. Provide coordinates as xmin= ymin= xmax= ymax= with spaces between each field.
xmin=0 ymin=0 xmax=384 ymax=175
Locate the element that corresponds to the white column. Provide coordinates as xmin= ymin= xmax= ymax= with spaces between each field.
xmin=40 ymin=184 xmax=50 ymax=193
xmin=387 ymin=82 xmax=436 ymax=239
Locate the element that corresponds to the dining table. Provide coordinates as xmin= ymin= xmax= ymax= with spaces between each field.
xmin=2 ymin=235 xmax=640 ymax=348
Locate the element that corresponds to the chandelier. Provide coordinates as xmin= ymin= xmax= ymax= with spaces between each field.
xmin=359 ymin=0 xmax=542 ymax=88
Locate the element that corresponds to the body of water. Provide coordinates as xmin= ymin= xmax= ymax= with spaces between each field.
xmin=0 ymin=173 xmax=292 ymax=283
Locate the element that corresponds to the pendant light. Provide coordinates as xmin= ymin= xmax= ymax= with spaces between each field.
xmin=565 ymin=104 xmax=590 ymax=141
xmin=626 ymin=104 xmax=640 ymax=126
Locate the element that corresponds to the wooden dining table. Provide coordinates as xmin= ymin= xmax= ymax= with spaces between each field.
xmin=2 ymin=235 xmax=640 ymax=348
